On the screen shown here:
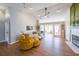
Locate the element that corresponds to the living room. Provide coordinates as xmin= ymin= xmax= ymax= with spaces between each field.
xmin=0 ymin=3 xmax=79 ymax=56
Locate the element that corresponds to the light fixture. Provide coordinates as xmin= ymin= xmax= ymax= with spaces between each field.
xmin=0 ymin=8 xmax=6 ymax=21
xmin=5 ymin=9 xmax=10 ymax=19
xmin=56 ymin=9 xmax=61 ymax=13
xmin=29 ymin=8 xmax=33 ymax=10
xmin=0 ymin=6 xmax=10 ymax=21
xmin=44 ymin=8 xmax=50 ymax=18
xmin=38 ymin=8 xmax=50 ymax=19
xmin=23 ymin=3 xmax=26 ymax=8
xmin=56 ymin=10 xmax=60 ymax=13
xmin=37 ymin=15 xmax=40 ymax=17
xmin=23 ymin=3 xmax=33 ymax=10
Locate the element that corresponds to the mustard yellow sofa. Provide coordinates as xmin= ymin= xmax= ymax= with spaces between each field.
xmin=18 ymin=34 xmax=34 ymax=50
xmin=18 ymin=34 xmax=40 ymax=50
xmin=33 ymin=38 xmax=40 ymax=47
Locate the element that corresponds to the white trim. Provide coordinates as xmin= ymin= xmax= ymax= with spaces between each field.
xmin=9 ymin=41 xmax=18 ymax=45
xmin=0 ymin=40 xmax=7 ymax=42
xmin=66 ymin=41 xmax=79 ymax=54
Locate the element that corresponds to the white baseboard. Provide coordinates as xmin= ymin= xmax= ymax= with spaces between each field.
xmin=66 ymin=41 xmax=79 ymax=54
xmin=0 ymin=40 xmax=7 ymax=42
xmin=9 ymin=41 xmax=18 ymax=45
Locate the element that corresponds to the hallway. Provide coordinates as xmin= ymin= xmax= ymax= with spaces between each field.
xmin=0 ymin=34 xmax=79 ymax=56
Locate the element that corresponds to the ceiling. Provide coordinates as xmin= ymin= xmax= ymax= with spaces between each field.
xmin=33 ymin=3 xmax=72 ymax=19
xmin=0 ymin=3 xmax=72 ymax=18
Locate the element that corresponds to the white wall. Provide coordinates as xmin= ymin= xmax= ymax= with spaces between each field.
xmin=0 ymin=21 xmax=5 ymax=41
xmin=9 ymin=8 xmax=37 ymax=43
xmin=64 ymin=8 xmax=70 ymax=41
xmin=0 ymin=7 xmax=5 ymax=42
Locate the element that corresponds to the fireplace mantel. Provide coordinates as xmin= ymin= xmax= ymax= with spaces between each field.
xmin=71 ymin=27 xmax=79 ymax=37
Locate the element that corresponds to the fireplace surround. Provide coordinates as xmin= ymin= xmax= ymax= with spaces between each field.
xmin=72 ymin=35 xmax=79 ymax=48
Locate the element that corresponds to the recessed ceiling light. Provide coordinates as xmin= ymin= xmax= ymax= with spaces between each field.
xmin=37 ymin=15 xmax=40 ymax=17
xmin=44 ymin=16 xmax=47 ymax=18
xmin=29 ymin=8 xmax=33 ymax=10
xmin=56 ymin=10 xmax=61 ymax=13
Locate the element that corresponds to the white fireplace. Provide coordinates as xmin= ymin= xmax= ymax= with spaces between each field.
xmin=66 ymin=27 xmax=79 ymax=54
xmin=71 ymin=27 xmax=79 ymax=47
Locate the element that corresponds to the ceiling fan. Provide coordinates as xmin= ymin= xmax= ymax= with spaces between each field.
xmin=44 ymin=8 xmax=50 ymax=16
xmin=23 ymin=3 xmax=26 ymax=8
xmin=40 ymin=7 xmax=50 ymax=19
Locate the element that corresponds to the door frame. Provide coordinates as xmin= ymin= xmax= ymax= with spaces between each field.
xmin=5 ymin=18 xmax=11 ymax=44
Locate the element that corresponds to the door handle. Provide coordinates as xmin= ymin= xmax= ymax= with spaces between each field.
xmin=6 ymin=32 xmax=9 ymax=34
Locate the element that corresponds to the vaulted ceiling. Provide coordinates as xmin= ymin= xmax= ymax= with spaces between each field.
xmin=0 ymin=3 xmax=72 ymax=19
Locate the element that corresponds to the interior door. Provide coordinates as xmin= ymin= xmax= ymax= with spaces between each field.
xmin=5 ymin=20 xmax=10 ymax=43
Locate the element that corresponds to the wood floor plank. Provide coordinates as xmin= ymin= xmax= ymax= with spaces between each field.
xmin=0 ymin=34 xmax=79 ymax=56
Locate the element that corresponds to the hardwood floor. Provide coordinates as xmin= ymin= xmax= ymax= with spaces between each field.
xmin=0 ymin=34 xmax=79 ymax=56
